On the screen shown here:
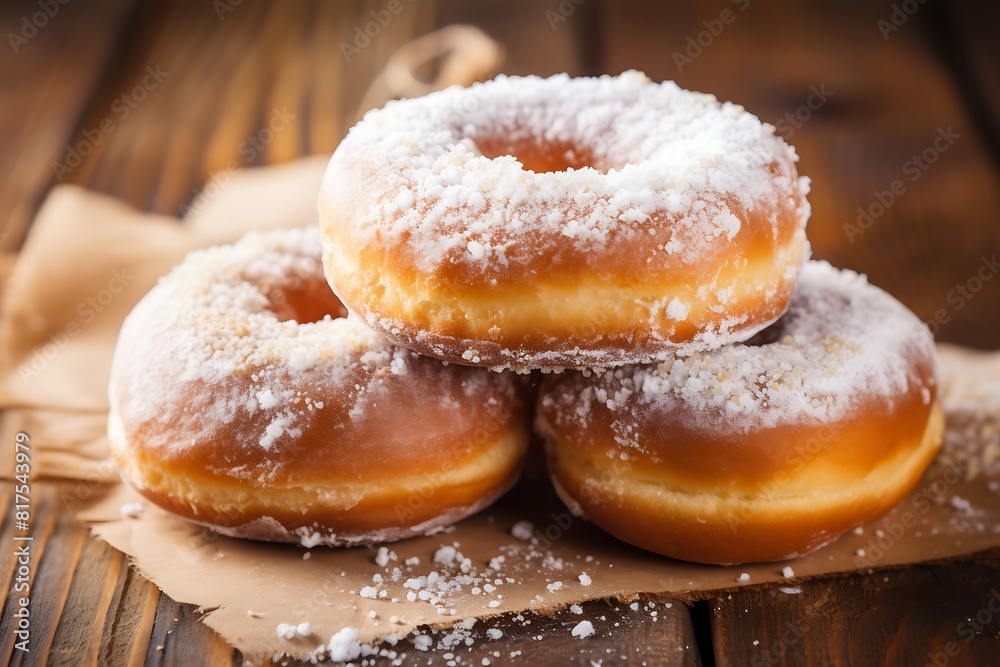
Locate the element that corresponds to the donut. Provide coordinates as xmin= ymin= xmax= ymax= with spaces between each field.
xmin=108 ymin=228 xmax=530 ymax=546
xmin=536 ymin=261 xmax=942 ymax=564
xmin=319 ymin=71 xmax=811 ymax=371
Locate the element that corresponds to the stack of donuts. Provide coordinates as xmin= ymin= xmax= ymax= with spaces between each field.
xmin=110 ymin=72 xmax=942 ymax=564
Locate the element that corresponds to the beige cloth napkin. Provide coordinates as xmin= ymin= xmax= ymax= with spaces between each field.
xmin=0 ymin=156 xmax=328 ymax=482
xmin=2 ymin=28 xmax=1000 ymax=663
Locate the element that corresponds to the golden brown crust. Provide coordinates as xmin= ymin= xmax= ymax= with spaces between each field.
xmin=535 ymin=262 xmax=942 ymax=564
xmin=320 ymin=201 xmax=807 ymax=371
xmin=319 ymin=73 xmax=811 ymax=370
xmin=108 ymin=229 xmax=532 ymax=546
xmin=541 ymin=396 xmax=943 ymax=564
xmin=111 ymin=408 xmax=529 ymax=544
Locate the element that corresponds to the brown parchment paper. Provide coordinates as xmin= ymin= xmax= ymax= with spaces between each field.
xmin=2 ymin=166 xmax=1000 ymax=663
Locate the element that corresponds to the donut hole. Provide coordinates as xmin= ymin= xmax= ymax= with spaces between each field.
xmin=267 ymin=276 xmax=348 ymax=324
xmin=743 ymin=290 xmax=852 ymax=348
xmin=744 ymin=321 xmax=787 ymax=347
xmin=476 ymin=136 xmax=607 ymax=174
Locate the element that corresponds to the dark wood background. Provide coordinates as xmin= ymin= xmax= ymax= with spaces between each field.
xmin=1 ymin=0 xmax=998 ymax=665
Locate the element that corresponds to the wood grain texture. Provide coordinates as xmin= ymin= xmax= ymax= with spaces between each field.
xmin=1 ymin=0 xmax=999 ymax=665
xmin=47 ymin=535 xmax=123 ymax=665
xmin=144 ymin=594 xmax=234 ymax=667
xmin=436 ymin=0 xmax=586 ymax=76
xmin=2 ymin=482 xmax=82 ymax=666
xmin=101 ymin=565 xmax=160 ymax=667
xmin=0 ymin=0 xmax=138 ymax=252
xmin=247 ymin=598 xmax=700 ymax=667
xmin=0 ymin=484 xmax=16 ymax=613
xmin=601 ymin=0 xmax=1000 ymax=349
xmin=709 ymin=558 xmax=1000 ymax=666
xmin=940 ymin=0 xmax=1000 ymax=164
xmin=303 ymin=598 xmax=701 ymax=667
xmin=59 ymin=0 xmax=439 ymax=219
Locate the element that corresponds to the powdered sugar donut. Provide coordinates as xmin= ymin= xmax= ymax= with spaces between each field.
xmin=319 ymin=71 xmax=811 ymax=371
xmin=108 ymin=228 xmax=530 ymax=546
xmin=536 ymin=261 xmax=942 ymax=564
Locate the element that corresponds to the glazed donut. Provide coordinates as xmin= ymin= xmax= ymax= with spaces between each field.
xmin=319 ymin=71 xmax=811 ymax=371
xmin=536 ymin=261 xmax=942 ymax=564
xmin=108 ymin=228 xmax=530 ymax=546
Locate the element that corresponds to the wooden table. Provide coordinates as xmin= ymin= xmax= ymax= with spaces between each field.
xmin=2 ymin=0 xmax=999 ymax=664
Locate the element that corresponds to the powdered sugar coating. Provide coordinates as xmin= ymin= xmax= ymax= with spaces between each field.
xmin=321 ymin=71 xmax=811 ymax=370
xmin=322 ymin=70 xmax=807 ymax=276
xmin=109 ymin=228 xmax=529 ymax=543
xmin=540 ymin=261 xmax=937 ymax=435
xmin=110 ymin=228 xmax=403 ymax=460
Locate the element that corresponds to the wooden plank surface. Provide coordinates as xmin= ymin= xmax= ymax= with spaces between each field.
xmin=601 ymin=0 xmax=1000 ymax=349
xmin=709 ymin=558 xmax=1000 ymax=666
xmin=101 ymin=565 xmax=159 ymax=667
xmin=57 ymin=0 xmax=435 ymax=218
xmin=331 ymin=598 xmax=702 ymax=667
xmin=942 ymin=0 xmax=1000 ymax=164
xmin=1 ymin=0 xmax=999 ymax=665
xmin=0 ymin=0 xmax=138 ymax=252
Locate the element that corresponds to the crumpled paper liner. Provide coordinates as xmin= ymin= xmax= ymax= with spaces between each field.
xmin=2 ymin=157 xmax=999 ymax=661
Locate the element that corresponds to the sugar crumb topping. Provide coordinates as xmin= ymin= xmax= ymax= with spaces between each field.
xmin=110 ymin=228 xmax=521 ymax=475
xmin=541 ymin=261 xmax=936 ymax=434
xmin=323 ymin=71 xmax=808 ymax=276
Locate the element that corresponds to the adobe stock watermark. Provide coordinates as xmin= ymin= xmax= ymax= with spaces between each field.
xmin=512 ymin=511 xmax=576 ymax=552
xmin=672 ymin=0 xmax=751 ymax=73
xmin=213 ymin=0 xmax=242 ymax=21
xmin=924 ymin=255 xmax=1000 ymax=336
xmin=51 ymin=65 xmax=169 ymax=182
xmin=775 ymin=85 xmax=834 ymax=139
xmin=545 ymin=0 xmax=586 ymax=31
xmin=393 ymin=402 xmax=512 ymax=525
xmin=728 ymin=425 xmax=837 ymax=534
xmin=58 ymin=458 xmax=119 ymax=514
xmin=843 ymin=126 xmax=960 ymax=243
xmin=923 ymin=588 xmax=1000 ymax=667
xmin=878 ymin=0 xmax=929 ymax=41
xmin=17 ymin=268 xmax=134 ymax=384
xmin=340 ymin=0 xmax=416 ymax=63
xmin=752 ymin=620 xmax=805 ymax=667
xmin=12 ymin=431 xmax=32 ymax=653
xmin=178 ymin=106 xmax=295 ymax=218
xmin=7 ymin=0 xmax=71 ymax=54
xmin=852 ymin=457 xmax=968 ymax=568
xmin=178 ymin=367 xmax=508 ymax=551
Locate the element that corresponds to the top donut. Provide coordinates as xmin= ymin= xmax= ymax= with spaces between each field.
xmin=320 ymin=71 xmax=811 ymax=371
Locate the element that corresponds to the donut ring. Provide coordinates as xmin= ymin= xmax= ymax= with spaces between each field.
xmin=319 ymin=71 xmax=811 ymax=371
xmin=536 ymin=261 xmax=942 ymax=564
xmin=108 ymin=228 xmax=530 ymax=546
